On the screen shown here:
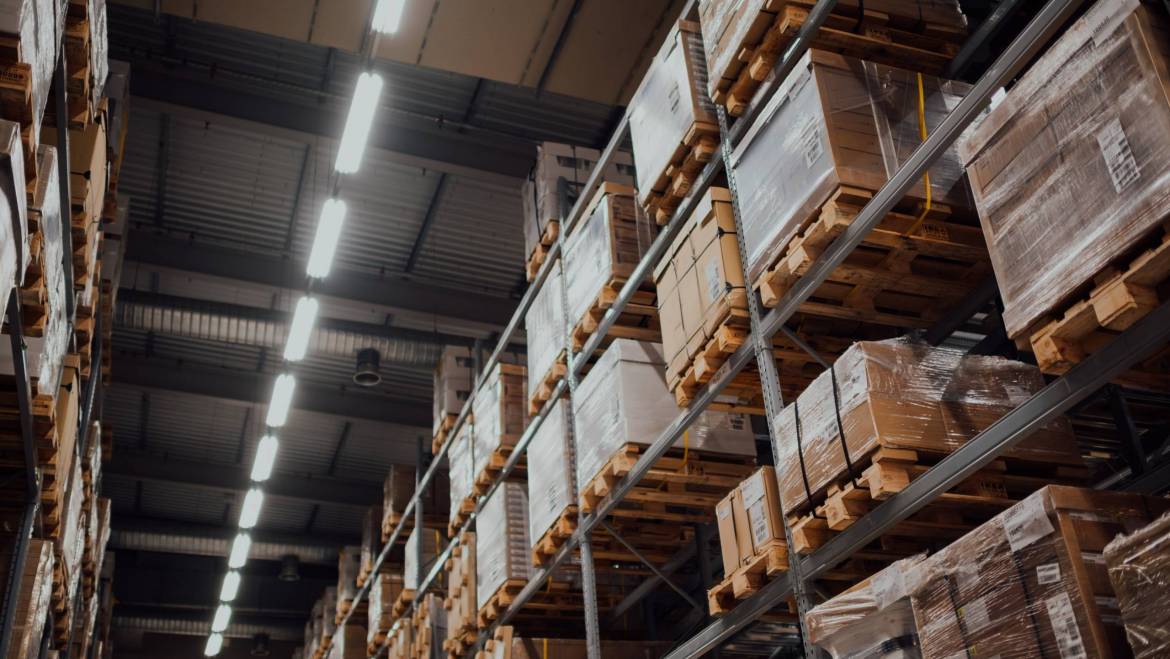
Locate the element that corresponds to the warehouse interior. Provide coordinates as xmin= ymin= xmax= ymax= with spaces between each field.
xmin=2 ymin=1 xmax=1170 ymax=659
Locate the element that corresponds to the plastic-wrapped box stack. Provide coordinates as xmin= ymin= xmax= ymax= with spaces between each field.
xmin=628 ymin=20 xmax=718 ymax=223
xmin=63 ymin=0 xmax=110 ymax=125
xmin=336 ymin=545 xmax=361 ymax=618
xmin=731 ymin=50 xmax=972 ymax=303
xmin=0 ymin=119 xmax=26 ymax=327
xmin=572 ymin=339 xmax=756 ymax=494
xmin=410 ymin=593 xmax=446 ymax=659
xmin=404 ymin=527 xmax=442 ymax=594
xmin=805 ymin=555 xmax=926 ymax=658
xmin=524 ymin=259 xmax=567 ymax=414
xmin=433 ymin=346 xmax=474 ymax=443
xmin=447 ymin=423 xmax=474 ymax=534
xmin=444 ymin=531 xmax=477 ymax=655
xmin=471 ymin=361 xmax=526 ymax=489
xmin=521 ymin=141 xmax=634 ymax=277
xmin=476 ymin=482 xmax=532 ymax=612
xmin=958 ymin=0 xmax=1170 ymax=376
xmin=328 ymin=623 xmax=366 ymax=659
xmin=321 ymin=586 xmax=339 ymax=647
xmin=526 ymin=399 xmax=575 ymax=560
xmin=1104 ymin=512 xmax=1170 ymax=658
xmin=485 ymin=626 xmax=672 ymax=658
xmin=367 ymin=571 xmax=404 ymax=650
xmin=562 ymin=184 xmax=657 ymax=346
xmin=0 ymin=538 xmax=54 ymax=659
xmin=773 ymin=339 xmax=1083 ymax=521
xmin=305 ymin=598 xmax=323 ymax=658
xmin=697 ymin=0 xmax=968 ymax=115
xmin=360 ymin=506 xmax=379 ymax=586
xmin=909 ymin=486 xmax=1169 ymax=658
xmin=0 ymin=0 xmax=59 ymax=158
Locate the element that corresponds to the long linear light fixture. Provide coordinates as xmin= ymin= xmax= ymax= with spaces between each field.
xmin=204 ymin=1 xmax=393 ymax=654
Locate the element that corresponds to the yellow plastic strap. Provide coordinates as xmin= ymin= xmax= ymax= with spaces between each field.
xmin=906 ymin=71 xmax=933 ymax=237
xmin=543 ymin=638 xmax=549 ymax=659
xmin=683 ymin=429 xmax=690 ymax=464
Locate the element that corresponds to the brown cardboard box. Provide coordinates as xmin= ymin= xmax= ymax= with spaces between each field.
xmin=1104 ymin=513 xmax=1170 ymax=658
xmin=741 ymin=466 xmax=784 ymax=554
xmin=694 ymin=233 xmax=746 ymax=338
xmin=715 ymin=493 xmax=739 ymax=576
xmin=731 ymin=488 xmax=754 ymax=567
xmin=486 ymin=626 xmax=670 ymax=659
xmin=677 ymin=261 xmax=706 ymax=358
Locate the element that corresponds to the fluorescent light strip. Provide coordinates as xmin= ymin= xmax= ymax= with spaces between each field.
xmin=334 ymin=72 xmax=383 ymax=174
xmin=266 ymin=374 xmax=296 ymax=428
xmin=238 ymin=488 xmax=264 ymax=529
xmin=284 ymin=296 xmax=319 ymax=362
xmin=211 ymin=604 xmax=232 ymax=633
xmin=373 ymin=0 xmax=406 ymax=34
xmin=251 ymin=435 xmax=279 ymax=482
xmin=228 ymin=534 xmax=251 ymax=569
xmin=219 ymin=571 xmax=241 ymax=602
xmin=306 ymin=199 xmax=346 ymax=279
xmin=204 ymin=633 xmax=224 ymax=656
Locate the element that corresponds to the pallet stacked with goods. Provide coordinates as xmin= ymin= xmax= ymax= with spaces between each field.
xmin=0 ymin=0 xmax=123 ymax=657
xmin=329 ymin=1 xmax=1170 ymax=658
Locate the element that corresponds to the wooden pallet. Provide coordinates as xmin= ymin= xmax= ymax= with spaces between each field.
xmin=447 ymin=495 xmax=476 ymax=538
xmin=569 ymin=277 xmax=660 ymax=352
xmin=475 ymin=578 xmax=576 ymax=629
xmin=527 ymin=353 xmax=566 ymax=417
xmin=525 ymin=220 xmax=559 ymax=282
xmin=711 ymin=2 xmax=966 ymax=116
xmin=0 ymin=35 xmax=40 ymax=179
xmin=1025 ymin=222 xmax=1170 ymax=389
xmin=471 ymin=441 xmax=525 ymax=497
xmin=643 ymin=121 xmax=720 ymax=225
xmin=430 ymin=413 xmax=460 ymax=455
xmin=530 ymin=505 xmax=578 ymax=567
xmin=333 ymin=598 xmax=352 ymax=625
xmin=787 ymin=446 xmax=1087 ymax=556
xmin=755 ymin=185 xmax=989 ymax=328
xmin=579 ymin=443 xmax=756 ymax=525
xmin=707 ymin=542 xmax=790 ymax=615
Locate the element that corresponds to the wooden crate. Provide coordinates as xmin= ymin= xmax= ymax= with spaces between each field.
xmin=699 ymin=0 xmax=967 ymax=116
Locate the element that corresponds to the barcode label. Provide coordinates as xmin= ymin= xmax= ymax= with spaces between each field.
xmin=748 ymin=499 xmax=770 ymax=548
xmin=741 ymin=472 xmax=766 ymax=506
xmin=1046 ymin=592 xmax=1088 ymax=659
xmin=1097 ymin=117 xmax=1140 ymax=193
xmin=1002 ymin=494 xmax=1054 ymax=552
xmin=716 ymin=502 xmax=731 ymax=519
xmin=799 ymin=118 xmax=824 ymax=168
xmin=960 ymin=597 xmax=992 ymax=633
xmin=667 ymin=82 xmax=681 ymax=114
xmin=1037 ymin=563 xmax=1062 ymax=585
xmin=706 ymin=261 xmax=722 ymax=301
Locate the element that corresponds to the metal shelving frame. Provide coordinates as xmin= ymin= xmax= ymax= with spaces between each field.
xmin=336 ymin=1 xmax=1170 ymax=658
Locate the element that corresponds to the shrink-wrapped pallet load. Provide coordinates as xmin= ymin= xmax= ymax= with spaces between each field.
xmin=805 ymin=555 xmax=926 ymax=658
xmin=433 ymin=345 xmax=474 ymax=439
xmin=1103 ymin=512 xmax=1170 ymax=658
xmin=444 ymin=531 xmax=477 ymax=655
xmin=572 ymin=338 xmax=756 ymax=494
xmin=773 ymin=339 xmax=1082 ymax=517
xmin=404 ymin=527 xmax=441 ymax=593
xmin=475 ymin=481 xmax=531 ymax=611
xmin=909 ymin=486 xmax=1170 ymax=658
xmin=485 ymin=626 xmax=671 ymax=658
xmin=526 ymin=399 xmax=575 ymax=560
xmin=336 ymin=545 xmax=361 ymax=615
xmin=521 ymin=142 xmax=634 ymax=276
xmin=524 ymin=259 xmax=567 ymax=414
xmin=0 ymin=119 xmax=24 ymax=325
xmin=328 ymin=623 xmax=366 ymax=659
xmin=0 ymin=538 xmax=54 ymax=659
xmin=471 ymin=361 xmax=526 ymax=486
xmin=320 ymin=586 xmax=338 ymax=643
xmin=732 ymin=50 xmax=974 ymax=318
xmin=628 ymin=20 xmax=718 ymax=223
xmin=0 ymin=0 xmax=59 ymax=150
xmin=959 ymin=0 xmax=1170 ymax=378
xmin=367 ymin=570 xmax=404 ymax=650
xmin=447 ymin=422 xmax=474 ymax=533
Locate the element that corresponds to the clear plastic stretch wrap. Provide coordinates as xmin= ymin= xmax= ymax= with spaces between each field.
xmin=697 ymin=1 xmax=967 ymax=101
xmin=321 ymin=586 xmax=338 ymax=638
xmin=773 ymin=338 xmax=1081 ymax=515
xmin=472 ymin=362 xmax=527 ymax=482
xmin=88 ymin=0 xmax=109 ymax=97
xmin=806 ymin=554 xmax=926 ymax=659
xmin=61 ymin=459 xmax=85 ymax=603
xmin=336 ymin=545 xmax=361 ymax=603
xmin=526 ymin=398 xmax=575 ymax=547
xmin=2 ymin=538 xmax=54 ymax=659
xmin=628 ymin=20 xmax=716 ymax=207
xmin=908 ymin=486 xmax=1170 ymax=659
xmin=0 ymin=120 xmax=22 ymax=324
xmin=475 ymin=481 xmax=532 ymax=611
xmin=562 ymin=186 xmax=655 ymax=333
xmin=404 ymin=527 xmax=442 ymax=592
xmin=521 ymin=142 xmax=635 ymax=258
xmin=731 ymin=49 xmax=970 ymax=283
xmin=1103 ymin=511 xmax=1170 ymax=658
xmin=959 ymin=0 xmax=1170 ymax=338
xmin=433 ymin=345 xmax=473 ymax=433
xmin=572 ymin=339 xmax=755 ymax=492
xmin=367 ymin=571 xmax=404 ymax=647
xmin=525 ymin=259 xmax=567 ymax=395
xmin=330 ymin=623 xmax=366 ymax=659
xmin=448 ymin=422 xmax=473 ymax=525
xmin=0 ymin=0 xmax=56 ymax=148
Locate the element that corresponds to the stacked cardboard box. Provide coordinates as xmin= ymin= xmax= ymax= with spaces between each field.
xmin=1104 ymin=512 xmax=1170 ymax=658
xmin=367 ymin=569 xmax=404 ymax=650
xmin=382 ymin=464 xmax=450 ymax=542
xmin=804 ymin=555 xmax=925 ymax=658
xmin=410 ymin=593 xmax=446 ymax=659
xmin=433 ymin=346 xmax=474 ymax=446
xmin=470 ymin=361 xmax=527 ymax=490
xmin=0 ymin=0 xmax=61 ymax=163
xmin=447 ymin=423 xmax=475 ymax=535
xmin=628 ymin=20 xmax=718 ymax=223
xmin=329 ymin=622 xmax=366 ymax=659
xmin=476 ymin=482 xmax=532 ymax=615
xmin=483 ymin=626 xmax=671 ymax=658
xmin=0 ymin=119 xmax=27 ymax=331
xmin=714 ymin=466 xmax=787 ymax=576
xmin=0 ymin=538 xmax=54 ymax=659
xmin=359 ymin=505 xmax=380 ymax=586
xmin=443 ymin=531 xmax=476 ymax=656
xmin=526 ymin=399 xmax=576 ymax=564
xmin=336 ymin=545 xmax=361 ymax=620
xmin=958 ymin=0 xmax=1170 ymax=380
xmin=404 ymin=527 xmax=442 ymax=595
xmin=524 ymin=259 xmax=567 ymax=415
xmin=521 ymin=141 xmax=634 ymax=278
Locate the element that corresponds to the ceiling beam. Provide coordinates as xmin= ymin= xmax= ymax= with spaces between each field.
xmin=106 ymin=451 xmax=382 ymax=508
xmin=124 ymin=232 xmax=517 ymax=328
xmin=113 ymin=353 xmax=432 ymax=427
xmin=110 ymin=515 xmax=358 ymax=564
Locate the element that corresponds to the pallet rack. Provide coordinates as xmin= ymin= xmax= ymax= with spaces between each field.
xmin=336 ymin=0 xmax=1170 ymax=657
xmin=0 ymin=30 xmax=109 ymax=659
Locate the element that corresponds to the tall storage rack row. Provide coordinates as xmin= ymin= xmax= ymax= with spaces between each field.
xmin=336 ymin=0 xmax=1170 ymax=657
xmin=0 ymin=1 xmax=123 ymax=657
